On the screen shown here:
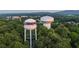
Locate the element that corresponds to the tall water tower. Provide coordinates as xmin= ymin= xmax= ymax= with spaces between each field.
xmin=40 ymin=16 xmax=54 ymax=29
xmin=24 ymin=19 xmax=37 ymax=48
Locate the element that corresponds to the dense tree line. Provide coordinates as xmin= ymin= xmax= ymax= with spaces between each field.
xmin=0 ymin=15 xmax=79 ymax=48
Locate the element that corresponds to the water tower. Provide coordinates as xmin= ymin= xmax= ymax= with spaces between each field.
xmin=40 ymin=16 xmax=54 ymax=29
xmin=24 ymin=19 xmax=37 ymax=48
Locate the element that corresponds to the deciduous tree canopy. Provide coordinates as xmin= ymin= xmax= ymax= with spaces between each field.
xmin=0 ymin=15 xmax=79 ymax=48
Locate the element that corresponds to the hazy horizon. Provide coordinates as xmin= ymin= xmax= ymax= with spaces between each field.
xmin=0 ymin=10 xmax=63 ymax=14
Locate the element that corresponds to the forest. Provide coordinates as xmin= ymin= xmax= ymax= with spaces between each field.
xmin=0 ymin=15 xmax=79 ymax=48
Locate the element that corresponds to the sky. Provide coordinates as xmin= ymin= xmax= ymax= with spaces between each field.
xmin=0 ymin=10 xmax=63 ymax=14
